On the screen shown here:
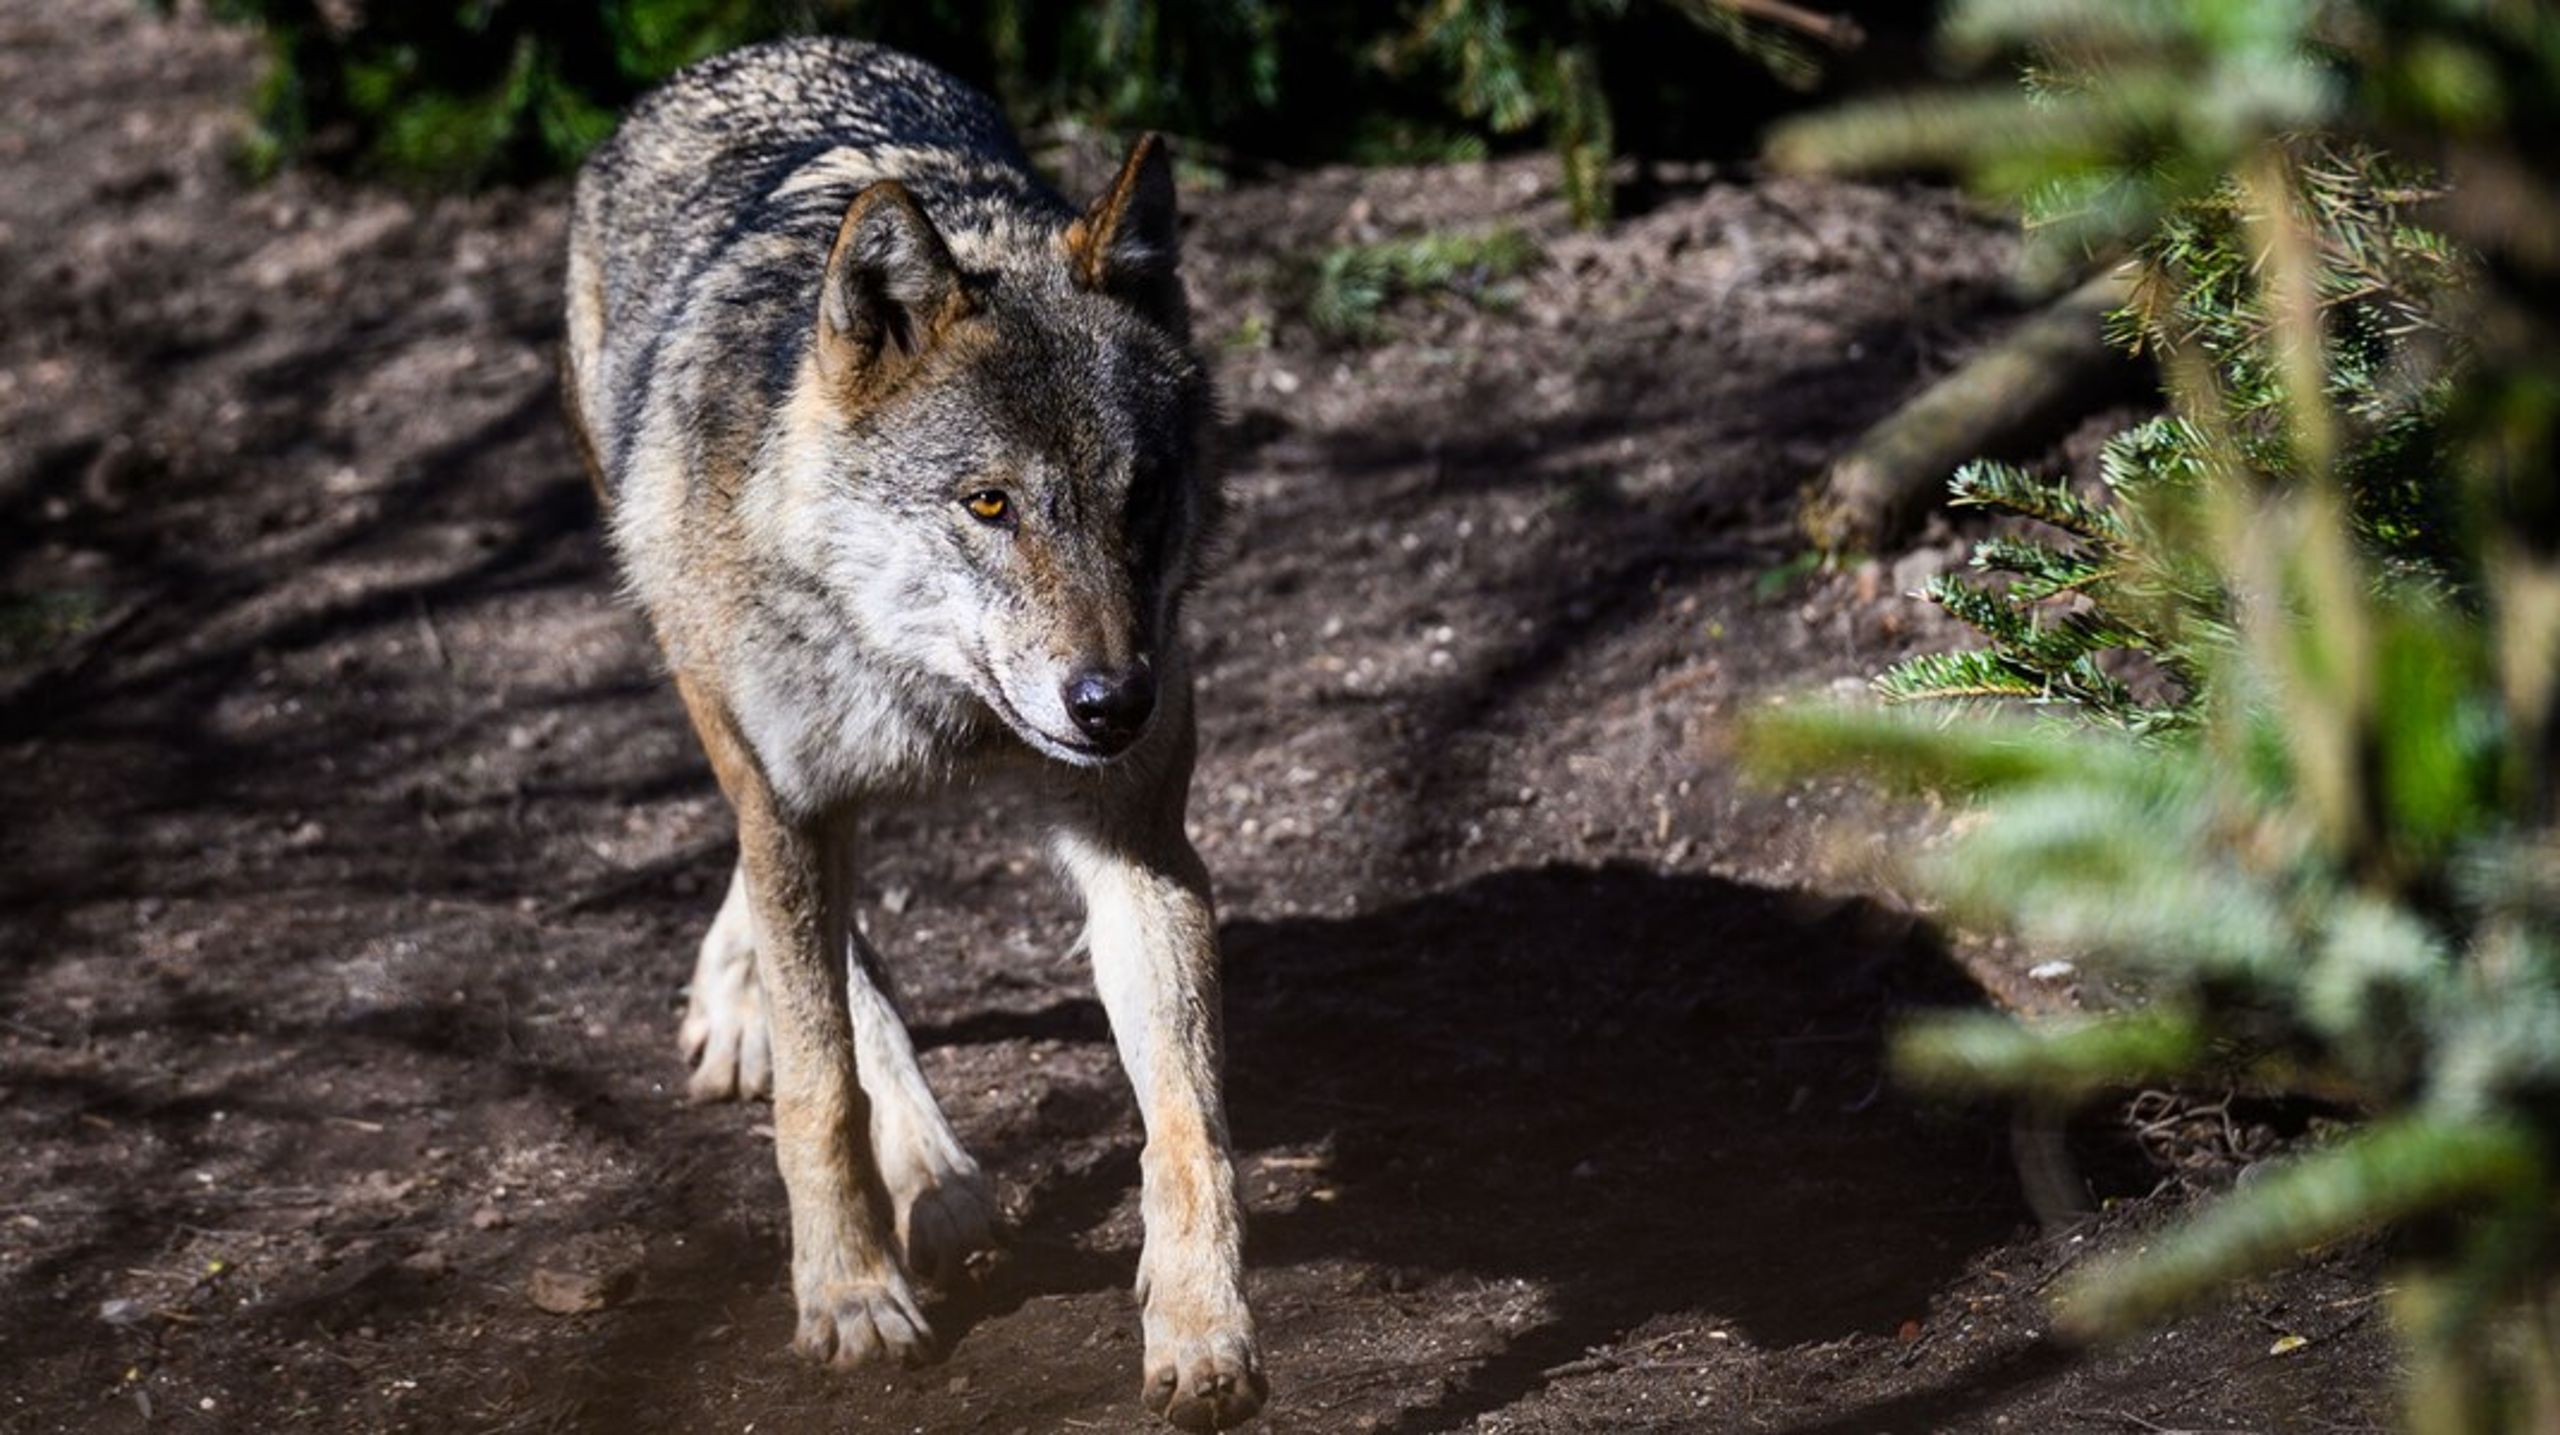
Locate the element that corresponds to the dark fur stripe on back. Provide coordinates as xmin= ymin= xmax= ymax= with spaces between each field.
xmin=574 ymin=39 xmax=1073 ymax=490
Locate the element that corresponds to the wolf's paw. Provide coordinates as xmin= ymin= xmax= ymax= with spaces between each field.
xmin=1138 ymin=1271 xmax=1265 ymax=1432
xmin=792 ymin=1278 xmax=936 ymax=1370
xmin=1140 ymin=1324 xmax=1266 ymax=1432
xmin=679 ymin=954 xmax=769 ymax=1102
xmin=891 ymin=1153 xmax=1000 ymax=1287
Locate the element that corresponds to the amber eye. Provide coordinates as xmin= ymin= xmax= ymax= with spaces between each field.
xmin=963 ymin=490 xmax=1011 ymax=524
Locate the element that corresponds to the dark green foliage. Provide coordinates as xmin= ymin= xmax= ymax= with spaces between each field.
xmin=2124 ymin=147 xmax=2473 ymax=572
xmin=192 ymin=1 xmax=728 ymax=184
xmin=1758 ymin=538 xmax=2560 ymax=1426
xmin=1894 ymin=1006 xmax=2212 ymax=1102
xmin=0 ymin=591 xmax=106 ymax=665
xmin=1376 ymin=3 xmax=1614 ymax=225
xmin=2061 ymin=1117 xmax=2545 ymax=1336
xmin=1304 ymin=227 xmax=1542 ymax=342
xmin=1754 ymin=1 xmax=2560 ymax=1427
xmin=181 ymin=0 xmax=1297 ymax=186
xmin=1773 ymin=0 xmax=2560 ymax=550
xmin=1872 ymin=437 xmax=2211 ymax=734
xmin=177 ymin=0 xmax=1862 ymax=212
xmin=1381 ymin=0 xmax=1855 ymax=223
xmin=1544 ymin=43 xmax=1614 ymax=227
xmin=1868 ymin=145 xmax=2471 ymax=735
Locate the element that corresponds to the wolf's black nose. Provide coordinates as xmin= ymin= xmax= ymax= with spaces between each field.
xmin=1064 ymin=666 xmax=1156 ymax=750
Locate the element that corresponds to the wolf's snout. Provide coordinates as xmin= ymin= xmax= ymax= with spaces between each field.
xmin=1064 ymin=664 xmax=1156 ymax=751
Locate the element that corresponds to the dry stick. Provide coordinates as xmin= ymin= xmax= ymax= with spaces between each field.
xmin=0 ymin=1013 xmax=62 ymax=1042
xmin=1540 ymin=1328 xmax=1722 ymax=1380
xmin=2075 ymin=1412 xmax=2254 ymax=1435
xmin=0 ymin=1188 xmax=336 ymax=1216
xmin=1309 ymin=1351 xmax=1497 ymax=1395
xmin=1801 ymin=270 xmax=2138 ymax=554
xmin=413 ymin=595 xmax=451 ymax=671
xmin=541 ymin=834 xmax=732 ymax=918
xmin=1711 ymin=0 xmax=1866 ymax=48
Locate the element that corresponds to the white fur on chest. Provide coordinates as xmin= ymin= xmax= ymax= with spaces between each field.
xmin=722 ymin=597 xmax=985 ymax=809
xmin=722 ymin=428 xmax=1015 ymax=811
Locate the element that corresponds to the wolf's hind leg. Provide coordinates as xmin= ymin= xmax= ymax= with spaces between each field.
xmin=835 ymin=863 xmax=1001 ymax=1285
xmin=682 ymin=853 xmax=999 ymax=1272
xmin=680 ymin=862 xmax=773 ymax=1102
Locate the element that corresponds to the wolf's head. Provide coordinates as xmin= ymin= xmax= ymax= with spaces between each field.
xmin=771 ymin=137 xmax=1221 ymax=768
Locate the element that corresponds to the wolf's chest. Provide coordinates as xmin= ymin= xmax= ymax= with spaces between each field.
xmin=722 ymin=594 xmax=1007 ymax=810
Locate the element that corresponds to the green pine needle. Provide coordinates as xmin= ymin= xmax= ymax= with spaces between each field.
xmin=1948 ymin=461 xmax=2124 ymax=543
xmin=2061 ymin=1117 xmax=2544 ymax=1338
xmin=1875 ymin=649 xmax=2045 ymax=704
xmin=1893 ymin=1006 xmax=2210 ymax=1101
xmin=1741 ymin=703 xmax=2144 ymax=798
xmin=1971 ymin=536 xmax=2112 ymax=600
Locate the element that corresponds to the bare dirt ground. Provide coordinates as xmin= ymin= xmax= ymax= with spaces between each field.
xmin=0 ymin=3 xmax=2400 ymax=1431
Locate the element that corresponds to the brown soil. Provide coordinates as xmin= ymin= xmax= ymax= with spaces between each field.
xmin=0 ymin=3 xmax=2398 ymax=1432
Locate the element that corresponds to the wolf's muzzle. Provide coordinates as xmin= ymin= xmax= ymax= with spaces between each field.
xmin=1064 ymin=663 xmax=1156 ymax=754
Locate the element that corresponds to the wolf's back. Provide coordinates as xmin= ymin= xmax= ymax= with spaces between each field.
xmin=565 ymin=39 xmax=1066 ymax=489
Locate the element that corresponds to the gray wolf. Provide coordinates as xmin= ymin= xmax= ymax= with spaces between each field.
xmin=561 ymin=38 xmax=1262 ymax=1430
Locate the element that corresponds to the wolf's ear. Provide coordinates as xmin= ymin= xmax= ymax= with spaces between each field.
xmin=1066 ymin=134 xmax=1186 ymax=334
xmin=818 ymin=181 xmax=968 ymax=393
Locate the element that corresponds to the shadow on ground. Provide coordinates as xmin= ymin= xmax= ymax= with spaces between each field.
xmin=504 ymin=861 xmax=2026 ymax=1431
xmin=1221 ymin=863 xmax=2024 ymax=1431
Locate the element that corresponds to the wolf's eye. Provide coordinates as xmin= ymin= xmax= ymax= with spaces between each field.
xmin=962 ymin=490 xmax=1011 ymax=524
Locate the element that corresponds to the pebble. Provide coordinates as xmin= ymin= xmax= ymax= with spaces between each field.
xmin=528 ymin=1266 xmax=623 ymax=1315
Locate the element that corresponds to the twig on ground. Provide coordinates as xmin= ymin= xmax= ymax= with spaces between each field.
xmin=2075 ymin=1410 xmax=2253 ymax=1435
xmin=540 ymin=835 xmax=731 ymax=918
xmin=1310 ymin=1351 xmax=1496 ymax=1395
xmin=413 ymin=596 xmax=451 ymax=671
xmin=1713 ymin=0 xmax=1866 ymax=50
xmin=0 ymin=1013 xmax=63 ymax=1042
xmin=1540 ymin=1328 xmax=1729 ymax=1380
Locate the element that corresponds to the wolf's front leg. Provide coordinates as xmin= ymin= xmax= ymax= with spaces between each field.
xmin=1054 ymin=749 xmax=1265 ymax=1430
xmin=746 ymin=810 xmax=936 ymax=1367
xmin=679 ymin=677 xmax=931 ymax=1368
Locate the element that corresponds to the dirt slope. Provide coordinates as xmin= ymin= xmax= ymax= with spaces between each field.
xmin=0 ymin=3 xmax=2394 ymax=1431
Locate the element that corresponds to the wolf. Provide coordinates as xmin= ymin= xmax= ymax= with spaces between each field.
xmin=560 ymin=38 xmax=1262 ymax=1430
